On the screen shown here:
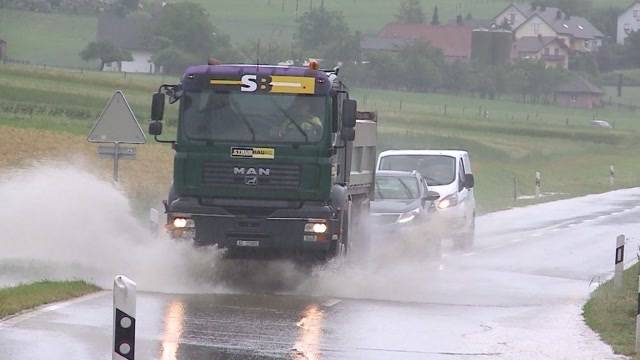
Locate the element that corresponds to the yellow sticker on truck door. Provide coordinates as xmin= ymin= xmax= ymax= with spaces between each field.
xmin=230 ymin=147 xmax=275 ymax=159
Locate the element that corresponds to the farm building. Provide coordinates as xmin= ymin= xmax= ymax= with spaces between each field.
xmin=362 ymin=23 xmax=474 ymax=62
xmin=511 ymin=36 xmax=569 ymax=69
xmin=554 ymin=77 xmax=604 ymax=109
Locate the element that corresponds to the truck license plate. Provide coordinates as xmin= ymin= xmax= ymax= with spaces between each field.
xmin=236 ymin=240 xmax=260 ymax=247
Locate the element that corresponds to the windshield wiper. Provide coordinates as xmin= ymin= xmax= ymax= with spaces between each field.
xmin=228 ymin=99 xmax=256 ymax=141
xmin=270 ymin=99 xmax=309 ymax=143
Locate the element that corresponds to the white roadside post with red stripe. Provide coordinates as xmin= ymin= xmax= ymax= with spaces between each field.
xmin=113 ymin=275 xmax=136 ymax=360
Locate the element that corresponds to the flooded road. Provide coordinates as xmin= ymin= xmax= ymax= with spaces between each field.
xmin=1 ymin=166 xmax=638 ymax=359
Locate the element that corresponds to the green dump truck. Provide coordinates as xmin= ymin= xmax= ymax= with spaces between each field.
xmin=149 ymin=63 xmax=377 ymax=260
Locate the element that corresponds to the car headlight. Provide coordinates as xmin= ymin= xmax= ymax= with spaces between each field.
xmin=305 ymin=221 xmax=328 ymax=234
xmin=396 ymin=208 xmax=421 ymax=224
xmin=437 ymin=193 xmax=458 ymax=210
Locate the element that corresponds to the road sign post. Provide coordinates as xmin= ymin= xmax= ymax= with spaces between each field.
xmin=88 ymin=91 xmax=145 ymax=182
xmin=113 ymin=275 xmax=136 ymax=360
xmin=614 ymin=234 xmax=625 ymax=291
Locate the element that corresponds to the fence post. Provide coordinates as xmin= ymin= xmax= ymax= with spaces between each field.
xmin=614 ymin=235 xmax=625 ymax=291
xmin=535 ymin=171 xmax=541 ymax=198
xmin=113 ymin=275 xmax=136 ymax=360
xmin=609 ymin=165 xmax=615 ymax=187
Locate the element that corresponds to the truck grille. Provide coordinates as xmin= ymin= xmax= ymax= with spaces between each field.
xmin=202 ymin=161 xmax=301 ymax=190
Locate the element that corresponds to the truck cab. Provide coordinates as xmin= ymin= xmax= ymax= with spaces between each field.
xmin=149 ymin=63 xmax=376 ymax=260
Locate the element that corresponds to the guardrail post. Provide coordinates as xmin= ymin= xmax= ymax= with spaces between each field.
xmin=614 ymin=235 xmax=625 ymax=291
xmin=113 ymin=275 xmax=136 ymax=360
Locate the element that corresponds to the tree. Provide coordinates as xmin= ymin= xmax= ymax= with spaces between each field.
xmin=537 ymin=0 xmax=592 ymax=16
xmin=397 ymin=41 xmax=445 ymax=91
xmin=624 ymin=30 xmax=640 ymax=67
xmin=431 ymin=5 xmax=440 ymax=25
xmin=151 ymin=2 xmax=235 ymax=73
xmin=79 ymin=41 xmax=132 ymax=70
xmin=589 ymin=6 xmax=622 ymax=40
xmin=294 ymin=7 xmax=358 ymax=64
xmin=395 ymin=0 xmax=425 ymax=24
xmin=239 ymin=40 xmax=289 ymax=65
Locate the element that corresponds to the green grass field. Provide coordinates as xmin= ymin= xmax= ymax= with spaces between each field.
xmin=584 ymin=263 xmax=640 ymax=359
xmin=2 ymin=63 xmax=640 ymax=214
xmin=0 ymin=281 xmax=99 ymax=319
xmin=0 ymin=0 xmax=634 ymax=67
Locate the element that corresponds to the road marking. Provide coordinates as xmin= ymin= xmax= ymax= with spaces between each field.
xmin=322 ymin=299 xmax=342 ymax=308
xmin=511 ymin=238 xmax=523 ymax=243
xmin=462 ymin=252 xmax=476 ymax=257
xmin=530 ymin=232 xmax=543 ymax=237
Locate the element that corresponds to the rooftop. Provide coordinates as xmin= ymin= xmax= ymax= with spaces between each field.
xmin=505 ymin=3 xmax=604 ymax=39
xmin=555 ymin=77 xmax=604 ymax=95
xmin=378 ymin=23 xmax=473 ymax=59
xmin=512 ymin=36 xmax=568 ymax=53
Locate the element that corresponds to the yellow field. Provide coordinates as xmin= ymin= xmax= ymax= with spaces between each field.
xmin=0 ymin=126 xmax=174 ymax=203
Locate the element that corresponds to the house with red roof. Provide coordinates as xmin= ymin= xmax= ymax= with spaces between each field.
xmin=361 ymin=23 xmax=474 ymax=62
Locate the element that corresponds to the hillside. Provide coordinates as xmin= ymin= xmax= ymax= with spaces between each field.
xmin=0 ymin=0 xmax=634 ymax=67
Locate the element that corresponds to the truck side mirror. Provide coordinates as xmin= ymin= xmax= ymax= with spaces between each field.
xmin=342 ymin=99 xmax=357 ymax=128
xmin=341 ymin=127 xmax=355 ymax=141
xmin=465 ymin=174 xmax=475 ymax=189
xmin=149 ymin=120 xmax=163 ymax=136
xmin=151 ymin=92 xmax=165 ymax=121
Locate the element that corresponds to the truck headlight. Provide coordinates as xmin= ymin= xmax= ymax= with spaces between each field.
xmin=172 ymin=217 xmax=193 ymax=228
xmin=305 ymin=222 xmax=328 ymax=234
xmin=396 ymin=208 xmax=420 ymax=224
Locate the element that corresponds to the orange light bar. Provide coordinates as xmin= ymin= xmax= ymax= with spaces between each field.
xmin=308 ymin=59 xmax=319 ymax=70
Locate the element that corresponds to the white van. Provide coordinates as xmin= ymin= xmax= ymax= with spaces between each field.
xmin=376 ymin=150 xmax=476 ymax=249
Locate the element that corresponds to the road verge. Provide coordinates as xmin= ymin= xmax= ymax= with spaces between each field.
xmin=0 ymin=280 xmax=100 ymax=319
xmin=584 ymin=263 xmax=639 ymax=359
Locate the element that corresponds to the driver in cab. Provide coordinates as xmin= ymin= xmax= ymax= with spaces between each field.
xmin=275 ymin=97 xmax=323 ymax=141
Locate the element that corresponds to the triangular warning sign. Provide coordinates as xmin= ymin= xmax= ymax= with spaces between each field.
xmin=87 ymin=90 xmax=146 ymax=144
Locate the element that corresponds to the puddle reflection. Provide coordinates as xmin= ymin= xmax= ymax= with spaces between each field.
xmin=160 ymin=301 xmax=186 ymax=360
xmin=293 ymin=304 xmax=324 ymax=360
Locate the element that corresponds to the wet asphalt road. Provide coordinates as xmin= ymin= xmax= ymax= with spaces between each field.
xmin=3 ymin=189 xmax=640 ymax=359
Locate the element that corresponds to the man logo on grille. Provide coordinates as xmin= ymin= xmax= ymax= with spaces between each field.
xmin=245 ymin=176 xmax=258 ymax=186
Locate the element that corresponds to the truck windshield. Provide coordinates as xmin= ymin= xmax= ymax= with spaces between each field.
xmin=181 ymin=91 xmax=326 ymax=144
xmin=376 ymin=176 xmax=420 ymax=200
xmin=379 ymin=155 xmax=456 ymax=186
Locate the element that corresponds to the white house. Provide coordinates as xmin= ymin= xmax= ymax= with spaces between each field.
xmin=618 ymin=1 xmax=640 ymax=44
xmin=493 ymin=3 xmax=604 ymax=52
xmin=97 ymin=13 xmax=159 ymax=73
